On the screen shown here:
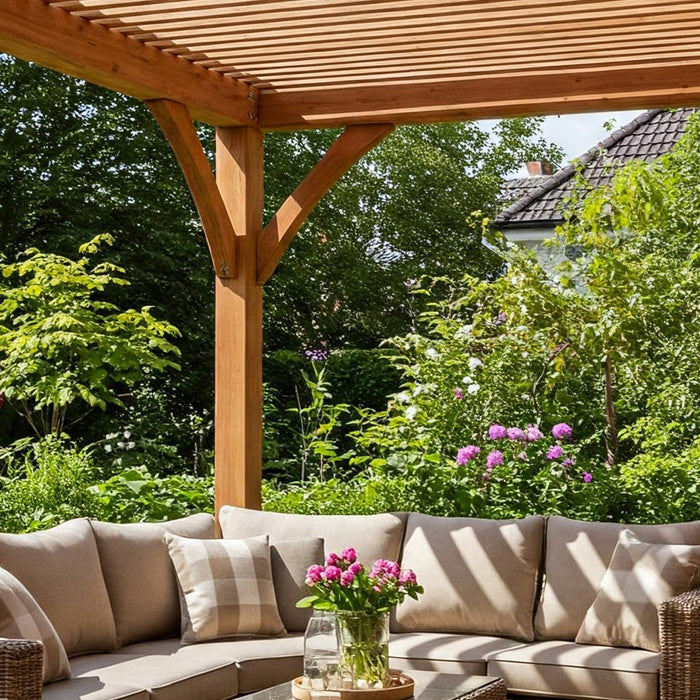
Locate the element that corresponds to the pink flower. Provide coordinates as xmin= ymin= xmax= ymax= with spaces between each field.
xmin=340 ymin=571 xmax=355 ymax=587
xmin=488 ymin=424 xmax=507 ymax=440
xmin=507 ymin=427 xmax=526 ymax=441
xmin=305 ymin=564 xmax=324 ymax=585
xmin=517 ymin=451 xmax=528 ymax=460
xmin=323 ymin=566 xmax=342 ymax=582
xmin=526 ymin=425 xmax=544 ymax=441
xmin=325 ymin=552 xmax=340 ymax=567
xmin=486 ymin=449 xmax=504 ymax=469
xmin=370 ymin=559 xmax=400 ymax=580
xmin=398 ymin=569 xmax=417 ymax=585
xmin=551 ymin=423 xmax=573 ymax=440
xmin=547 ymin=445 xmax=563 ymax=460
xmin=456 ymin=445 xmax=480 ymax=465
xmin=454 ymin=388 xmax=464 ymax=400
xmin=348 ymin=562 xmax=363 ymax=575
xmin=341 ymin=548 xmax=357 ymax=563
xmin=582 ymin=472 xmax=593 ymax=483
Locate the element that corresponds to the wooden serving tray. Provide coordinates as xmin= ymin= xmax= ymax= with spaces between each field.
xmin=291 ymin=672 xmax=414 ymax=700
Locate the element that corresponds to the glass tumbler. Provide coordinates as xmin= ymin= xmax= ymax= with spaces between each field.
xmin=302 ymin=610 xmax=340 ymax=690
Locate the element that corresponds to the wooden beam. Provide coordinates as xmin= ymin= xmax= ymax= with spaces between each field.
xmin=147 ymin=99 xmax=237 ymax=277
xmin=214 ymin=126 xmax=264 ymax=514
xmin=257 ymin=123 xmax=394 ymax=284
xmin=0 ymin=0 xmax=256 ymax=127
xmin=258 ymin=62 xmax=700 ymax=128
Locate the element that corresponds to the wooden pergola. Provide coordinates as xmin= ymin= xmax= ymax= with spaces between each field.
xmin=2 ymin=0 xmax=700 ymax=515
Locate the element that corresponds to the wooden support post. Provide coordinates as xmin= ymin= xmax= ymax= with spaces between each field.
xmin=214 ymin=126 xmax=264 ymax=515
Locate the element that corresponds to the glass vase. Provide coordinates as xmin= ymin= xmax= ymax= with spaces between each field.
xmin=335 ymin=610 xmax=390 ymax=689
xmin=302 ymin=610 xmax=340 ymax=690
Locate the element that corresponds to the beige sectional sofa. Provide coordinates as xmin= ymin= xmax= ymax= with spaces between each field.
xmin=1 ymin=508 xmax=699 ymax=700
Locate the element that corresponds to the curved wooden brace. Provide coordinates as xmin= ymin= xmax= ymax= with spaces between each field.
xmin=257 ymin=123 xmax=395 ymax=284
xmin=147 ymin=99 xmax=238 ymax=278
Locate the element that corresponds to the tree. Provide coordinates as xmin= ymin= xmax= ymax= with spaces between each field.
xmin=0 ymin=235 xmax=180 ymax=437
xmin=264 ymin=121 xmax=564 ymax=350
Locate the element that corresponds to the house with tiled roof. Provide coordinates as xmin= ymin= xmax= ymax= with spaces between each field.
xmin=495 ymin=108 xmax=697 ymax=262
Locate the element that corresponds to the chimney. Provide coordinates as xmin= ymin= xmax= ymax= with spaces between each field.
xmin=526 ymin=161 xmax=554 ymax=176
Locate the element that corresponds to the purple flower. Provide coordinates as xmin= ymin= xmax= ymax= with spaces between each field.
xmin=488 ymin=424 xmax=507 ymax=440
xmin=305 ymin=564 xmax=324 ymax=585
xmin=562 ymin=457 xmax=576 ymax=468
xmin=517 ymin=451 xmax=528 ymax=460
xmin=494 ymin=311 xmax=507 ymax=326
xmin=341 ymin=548 xmax=357 ymax=564
xmin=454 ymin=387 xmax=464 ymax=400
xmin=482 ymin=472 xmax=492 ymax=481
xmin=582 ymin=471 xmax=593 ymax=483
xmin=340 ymin=571 xmax=355 ymax=587
xmin=526 ymin=425 xmax=544 ymax=441
xmin=507 ymin=427 xmax=526 ymax=441
xmin=456 ymin=445 xmax=481 ymax=465
xmin=486 ymin=449 xmax=504 ymax=469
xmin=546 ymin=444 xmax=564 ymax=460
xmin=305 ymin=349 xmax=329 ymax=362
xmin=322 ymin=565 xmax=342 ymax=582
xmin=551 ymin=423 xmax=573 ymax=440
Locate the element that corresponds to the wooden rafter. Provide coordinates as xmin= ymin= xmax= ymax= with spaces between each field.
xmin=257 ymin=123 xmax=394 ymax=284
xmin=147 ymin=99 xmax=237 ymax=278
xmin=0 ymin=0 xmax=255 ymax=126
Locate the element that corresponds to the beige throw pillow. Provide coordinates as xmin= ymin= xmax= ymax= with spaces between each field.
xmin=165 ymin=533 xmax=285 ymax=643
xmin=0 ymin=566 xmax=71 ymax=684
xmin=270 ymin=538 xmax=325 ymax=632
xmin=576 ymin=532 xmax=700 ymax=651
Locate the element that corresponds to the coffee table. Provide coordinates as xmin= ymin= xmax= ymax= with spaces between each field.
xmin=245 ymin=670 xmax=506 ymax=700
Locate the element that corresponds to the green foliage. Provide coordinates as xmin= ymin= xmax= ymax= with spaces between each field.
xmin=89 ymin=466 xmax=213 ymax=522
xmin=0 ymin=438 xmax=103 ymax=532
xmin=0 ymin=235 xmax=181 ymax=437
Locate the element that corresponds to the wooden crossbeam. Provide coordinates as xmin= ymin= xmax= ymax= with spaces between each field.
xmin=258 ymin=63 xmax=700 ymax=128
xmin=0 ymin=0 xmax=255 ymax=127
xmin=257 ymin=123 xmax=394 ymax=284
xmin=147 ymin=99 xmax=237 ymax=277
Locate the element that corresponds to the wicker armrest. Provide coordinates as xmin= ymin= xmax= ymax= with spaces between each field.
xmin=0 ymin=637 xmax=43 ymax=700
xmin=659 ymin=586 xmax=700 ymax=700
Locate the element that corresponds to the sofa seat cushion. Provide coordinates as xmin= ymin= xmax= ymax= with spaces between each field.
xmin=121 ymin=635 xmax=304 ymax=693
xmin=536 ymin=515 xmax=700 ymax=641
xmin=91 ymin=514 xmax=216 ymax=647
xmin=65 ymin=648 xmax=238 ymax=700
xmin=219 ymin=506 xmax=407 ymax=564
xmin=388 ymin=632 xmax=527 ymax=676
xmin=43 ymin=677 xmax=149 ymax=700
xmin=486 ymin=640 xmax=659 ymax=700
xmin=0 ymin=518 xmax=117 ymax=656
xmin=394 ymin=513 xmax=545 ymax=640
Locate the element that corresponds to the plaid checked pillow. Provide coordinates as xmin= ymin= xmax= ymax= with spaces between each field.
xmin=165 ymin=533 xmax=285 ymax=643
xmin=0 ymin=565 xmax=71 ymax=683
xmin=576 ymin=530 xmax=700 ymax=651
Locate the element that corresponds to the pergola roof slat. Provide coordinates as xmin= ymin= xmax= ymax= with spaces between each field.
xmin=4 ymin=0 xmax=700 ymax=128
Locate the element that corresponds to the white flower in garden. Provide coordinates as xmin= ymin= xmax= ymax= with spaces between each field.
xmin=412 ymin=384 xmax=423 ymax=396
xmin=123 ymin=430 xmax=131 ymax=439
xmin=104 ymin=444 xmax=113 ymax=452
xmin=126 ymin=442 xmax=136 ymax=450
xmin=455 ymin=324 xmax=473 ymax=339
xmin=117 ymin=441 xmax=125 ymax=449
xmin=462 ymin=376 xmax=473 ymax=385
xmin=425 ymin=347 xmax=438 ymax=359
xmin=466 ymin=383 xmax=480 ymax=395
xmin=405 ymin=406 xmax=418 ymax=420
xmin=468 ymin=357 xmax=483 ymax=371
xmin=396 ymin=391 xmax=411 ymax=404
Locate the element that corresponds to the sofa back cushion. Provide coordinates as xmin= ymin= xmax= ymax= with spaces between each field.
xmin=535 ymin=515 xmax=700 ymax=640
xmin=0 ymin=518 xmax=117 ymax=656
xmin=393 ymin=512 xmax=545 ymax=641
xmin=219 ymin=507 xmax=407 ymax=564
xmin=90 ymin=513 xmax=215 ymax=647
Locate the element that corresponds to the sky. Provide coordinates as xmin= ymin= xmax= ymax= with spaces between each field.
xmin=495 ymin=109 xmax=643 ymax=178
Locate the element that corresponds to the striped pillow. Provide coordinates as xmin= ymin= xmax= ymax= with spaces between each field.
xmin=165 ymin=533 xmax=285 ymax=643
xmin=0 ymin=566 xmax=71 ymax=684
